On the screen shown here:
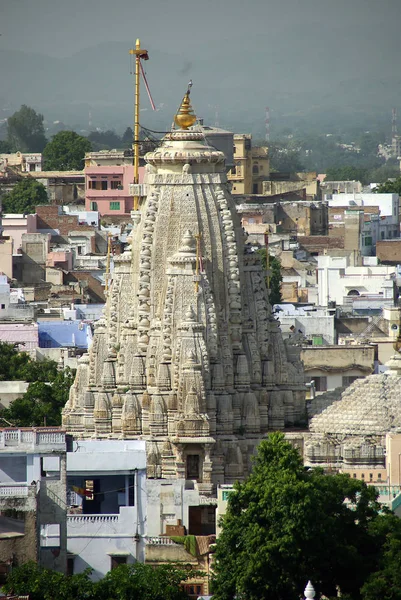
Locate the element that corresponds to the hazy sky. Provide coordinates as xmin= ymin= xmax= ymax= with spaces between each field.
xmin=2 ymin=0 xmax=401 ymax=58
xmin=2 ymin=0 xmax=401 ymax=133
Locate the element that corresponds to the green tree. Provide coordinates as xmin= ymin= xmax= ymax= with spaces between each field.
xmin=43 ymin=131 xmax=92 ymax=171
xmin=0 ymin=342 xmax=74 ymax=426
xmin=3 ymin=561 xmax=96 ymax=600
xmin=4 ymin=561 xmax=194 ymax=600
xmin=361 ymin=515 xmax=401 ymax=600
xmin=374 ymin=175 xmax=401 ymax=194
xmin=122 ymin=126 xmax=133 ymax=148
xmin=212 ymin=433 xmax=386 ymax=600
xmin=87 ymin=129 xmax=122 ymax=151
xmin=258 ymin=249 xmax=283 ymax=305
xmin=2 ymin=178 xmax=48 ymax=214
xmin=7 ymin=105 xmax=47 ymax=152
xmin=1 ymin=368 xmax=74 ymax=427
xmin=268 ymin=141 xmax=305 ymax=173
xmin=325 ymin=165 xmax=369 ymax=183
xmin=0 ymin=139 xmax=13 ymax=153
xmin=96 ymin=563 xmax=193 ymax=600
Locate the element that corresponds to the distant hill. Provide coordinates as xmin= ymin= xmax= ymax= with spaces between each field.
xmin=2 ymin=22 xmax=401 ymax=137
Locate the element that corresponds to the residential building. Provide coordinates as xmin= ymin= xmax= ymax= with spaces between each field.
xmin=66 ymin=439 xmax=146 ymax=578
xmin=237 ymin=199 xmax=327 ymax=245
xmin=228 ymin=134 xmax=269 ymax=194
xmin=317 ymin=255 xmax=397 ymax=309
xmin=84 ymin=150 xmax=145 ymax=216
xmin=38 ymin=321 xmax=93 ymax=350
xmin=0 ymin=152 xmax=42 ymax=174
xmin=376 ymin=239 xmax=401 ymax=264
xmin=0 ymin=323 xmax=39 ymax=350
xmin=0 ymin=428 xmax=67 ymax=577
xmin=262 ymin=172 xmax=320 ymax=201
xmin=275 ymin=304 xmax=336 ymax=345
xmin=2 ymin=214 xmax=37 ymax=253
xmin=301 ymin=344 xmax=375 ymax=393
xmin=328 ymin=193 xmax=400 ymax=241
xmin=0 ymin=381 xmax=29 ymax=410
xmin=320 ymin=180 xmax=362 ymax=195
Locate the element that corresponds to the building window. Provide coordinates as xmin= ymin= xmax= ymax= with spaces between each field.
xmin=252 ymin=183 xmax=258 ymax=194
xmin=378 ymin=473 xmax=382 ymax=480
xmin=183 ymin=584 xmax=204 ymax=598
xmin=252 ymin=164 xmax=259 ymax=174
xmin=101 ymin=181 xmax=108 ymax=190
xmin=85 ymin=479 xmax=94 ymax=501
xmin=111 ymin=556 xmax=127 ymax=570
xmin=342 ymin=375 xmax=362 ymax=387
xmin=248 ymin=218 xmax=255 ymax=224
xmin=369 ymin=473 xmax=373 ymax=481
xmin=231 ymin=166 xmax=237 ymax=176
xmin=0 ymin=304 xmax=5 ymax=309
xmin=90 ymin=201 xmax=98 ymax=211
xmin=364 ymin=236 xmax=372 ymax=246
xmin=186 ymin=455 xmax=200 ymax=480
xmin=361 ymin=473 xmax=365 ymax=479
xmin=222 ymin=490 xmax=232 ymax=501
xmin=110 ymin=202 xmax=121 ymax=210
xmin=307 ymin=376 xmax=327 ymax=392
xmin=347 ymin=289 xmax=360 ymax=297
xmin=67 ymin=557 xmax=75 ymax=576
xmin=381 ymin=231 xmax=385 ymax=239
xmin=111 ymin=180 xmax=122 ymax=189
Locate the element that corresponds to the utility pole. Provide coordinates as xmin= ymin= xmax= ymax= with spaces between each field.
xmin=129 ymin=39 xmax=149 ymax=211
xmin=265 ymin=106 xmax=270 ymax=142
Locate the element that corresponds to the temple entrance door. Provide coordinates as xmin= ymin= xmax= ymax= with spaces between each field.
xmin=186 ymin=455 xmax=200 ymax=481
xmin=188 ymin=506 xmax=216 ymax=535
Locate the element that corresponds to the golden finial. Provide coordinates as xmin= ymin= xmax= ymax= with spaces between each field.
xmin=174 ymin=81 xmax=196 ymax=130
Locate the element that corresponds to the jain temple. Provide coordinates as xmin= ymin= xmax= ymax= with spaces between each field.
xmin=62 ymin=91 xmax=306 ymax=494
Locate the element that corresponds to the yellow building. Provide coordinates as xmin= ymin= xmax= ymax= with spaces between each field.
xmin=228 ymin=134 xmax=269 ymax=194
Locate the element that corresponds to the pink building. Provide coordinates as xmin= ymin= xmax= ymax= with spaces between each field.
xmin=46 ymin=250 xmax=73 ymax=271
xmin=85 ymin=165 xmax=145 ymax=216
xmin=2 ymin=214 xmax=38 ymax=253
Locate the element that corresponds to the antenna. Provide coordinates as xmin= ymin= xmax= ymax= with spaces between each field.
xmin=265 ymin=106 xmax=270 ymax=142
xmin=392 ymin=108 xmax=397 ymax=138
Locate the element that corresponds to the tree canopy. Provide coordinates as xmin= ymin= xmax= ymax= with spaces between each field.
xmin=43 ymin=130 xmax=92 ymax=171
xmin=212 ymin=432 xmax=401 ymax=600
xmin=7 ymin=105 xmax=47 ymax=152
xmin=4 ymin=561 xmax=195 ymax=600
xmin=2 ymin=178 xmax=49 ymax=214
xmin=258 ymin=249 xmax=283 ymax=305
xmin=0 ymin=342 xmax=74 ymax=427
xmin=374 ymin=175 xmax=401 ymax=195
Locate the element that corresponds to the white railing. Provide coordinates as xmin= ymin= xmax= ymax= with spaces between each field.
xmin=0 ymin=483 xmax=29 ymax=497
xmin=36 ymin=432 xmax=65 ymax=445
xmin=0 ymin=429 xmax=66 ymax=448
xmin=145 ymin=536 xmax=178 ymax=546
xmin=67 ymin=514 xmax=119 ymax=524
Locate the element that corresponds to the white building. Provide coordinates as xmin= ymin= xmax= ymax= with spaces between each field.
xmin=328 ymin=193 xmax=400 ymax=241
xmin=274 ymin=304 xmax=336 ymax=345
xmin=66 ymin=439 xmax=147 ymax=578
xmin=0 ymin=428 xmax=67 ymax=574
xmin=317 ymin=255 xmax=397 ymax=309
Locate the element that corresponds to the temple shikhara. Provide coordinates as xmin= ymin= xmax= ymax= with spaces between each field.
xmin=63 ymin=89 xmax=306 ymax=492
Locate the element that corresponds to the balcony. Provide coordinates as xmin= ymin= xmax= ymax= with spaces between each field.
xmin=0 ymin=428 xmax=66 ymax=452
xmin=67 ymin=507 xmax=138 ymax=537
xmin=0 ymin=483 xmax=30 ymax=497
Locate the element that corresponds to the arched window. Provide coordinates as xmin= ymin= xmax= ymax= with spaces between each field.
xmin=347 ymin=289 xmax=360 ymax=297
xmin=252 ymin=164 xmax=259 ymax=175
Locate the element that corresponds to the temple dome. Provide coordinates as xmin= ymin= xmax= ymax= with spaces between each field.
xmin=310 ymin=371 xmax=401 ymax=436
